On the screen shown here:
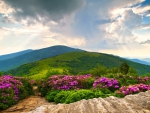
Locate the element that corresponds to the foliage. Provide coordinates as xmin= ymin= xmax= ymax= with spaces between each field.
xmin=128 ymin=67 xmax=138 ymax=76
xmin=90 ymin=64 xmax=107 ymax=76
xmin=0 ymin=72 xmax=2 ymax=77
xmin=42 ymin=74 xmax=150 ymax=104
xmin=46 ymin=90 xmax=61 ymax=102
xmin=38 ymin=74 xmax=93 ymax=97
xmin=116 ymin=83 xmax=150 ymax=96
xmin=45 ymin=69 xmax=61 ymax=79
xmin=46 ymin=89 xmax=115 ymax=104
xmin=0 ymin=75 xmax=33 ymax=110
xmin=93 ymin=77 xmax=119 ymax=92
xmin=64 ymin=90 xmax=95 ymax=104
xmin=37 ymin=79 xmax=48 ymax=96
xmin=52 ymin=89 xmax=104 ymax=104
xmin=107 ymin=67 xmax=120 ymax=74
xmin=120 ymin=62 xmax=129 ymax=74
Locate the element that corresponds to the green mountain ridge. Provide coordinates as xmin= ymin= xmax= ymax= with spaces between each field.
xmin=6 ymin=51 xmax=150 ymax=79
xmin=0 ymin=45 xmax=83 ymax=71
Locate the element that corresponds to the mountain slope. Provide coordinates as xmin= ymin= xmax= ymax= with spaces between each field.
xmin=0 ymin=50 xmax=33 ymax=60
xmin=128 ymin=59 xmax=150 ymax=66
xmin=6 ymin=51 xmax=150 ymax=79
xmin=0 ymin=45 xmax=83 ymax=71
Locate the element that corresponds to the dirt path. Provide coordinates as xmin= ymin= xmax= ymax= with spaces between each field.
xmin=1 ymin=86 xmax=55 ymax=113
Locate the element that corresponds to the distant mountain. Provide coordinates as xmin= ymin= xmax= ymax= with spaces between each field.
xmin=0 ymin=45 xmax=84 ymax=71
xmin=6 ymin=51 xmax=150 ymax=79
xmin=142 ymin=58 xmax=150 ymax=63
xmin=0 ymin=50 xmax=33 ymax=61
xmin=127 ymin=59 xmax=150 ymax=66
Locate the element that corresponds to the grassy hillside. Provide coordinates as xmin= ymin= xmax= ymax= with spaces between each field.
xmin=0 ymin=45 xmax=83 ymax=71
xmin=6 ymin=51 xmax=150 ymax=80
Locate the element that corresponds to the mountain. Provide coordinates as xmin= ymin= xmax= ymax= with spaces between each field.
xmin=0 ymin=50 xmax=33 ymax=61
xmin=6 ymin=51 xmax=150 ymax=79
xmin=142 ymin=58 xmax=150 ymax=63
xmin=0 ymin=45 xmax=84 ymax=71
xmin=127 ymin=59 xmax=150 ymax=66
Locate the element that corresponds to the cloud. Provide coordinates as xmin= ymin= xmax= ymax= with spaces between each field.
xmin=133 ymin=4 xmax=150 ymax=16
xmin=2 ymin=0 xmax=85 ymax=24
xmin=135 ymin=23 xmax=150 ymax=29
xmin=140 ymin=39 xmax=150 ymax=44
xmin=71 ymin=0 xmax=145 ymax=50
xmin=99 ymin=9 xmax=142 ymax=47
xmin=0 ymin=1 xmax=14 ymax=15
xmin=114 ymin=43 xmax=127 ymax=45
xmin=0 ymin=0 xmax=150 ymax=58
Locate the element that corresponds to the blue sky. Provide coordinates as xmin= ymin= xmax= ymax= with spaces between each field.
xmin=0 ymin=0 xmax=150 ymax=58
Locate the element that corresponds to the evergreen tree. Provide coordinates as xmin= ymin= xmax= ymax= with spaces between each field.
xmin=120 ymin=62 xmax=129 ymax=74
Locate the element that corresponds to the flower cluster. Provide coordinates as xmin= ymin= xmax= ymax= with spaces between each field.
xmin=93 ymin=77 xmax=119 ymax=90
xmin=137 ymin=76 xmax=150 ymax=84
xmin=0 ymin=75 xmax=34 ymax=109
xmin=116 ymin=83 xmax=150 ymax=95
xmin=0 ymin=75 xmax=22 ymax=102
xmin=47 ymin=74 xmax=92 ymax=90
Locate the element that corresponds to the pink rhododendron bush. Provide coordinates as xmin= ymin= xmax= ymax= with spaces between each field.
xmin=38 ymin=74 xmax=150 ymax=104
xmin=0 ymin=75 xmax=34 ymax=110
xmin=116 ymin=83 xmax=150 ymax=95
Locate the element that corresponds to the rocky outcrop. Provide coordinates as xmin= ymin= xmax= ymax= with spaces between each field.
xmin=28 ymin=91 xmax=150 ymax=113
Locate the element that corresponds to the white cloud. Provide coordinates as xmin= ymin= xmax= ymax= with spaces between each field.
xmin=133 ymin=5 xmax=150 ymax=15
xmin=0 ymin=1 xmax=14 ymax=15
xmin=99 ymin=9 xmax=141 ymax=45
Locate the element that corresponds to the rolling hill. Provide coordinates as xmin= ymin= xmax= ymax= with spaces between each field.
xmin=0 ymin=49 xmax=33 ymax=61
xmin=6 ymin=51 xmax=150 ymax=79
xmin=0 ymin=45 xmax=83 ymax=71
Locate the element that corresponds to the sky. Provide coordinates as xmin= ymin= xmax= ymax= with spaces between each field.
xmin=0 ymin=0 xmax=150 ymax=58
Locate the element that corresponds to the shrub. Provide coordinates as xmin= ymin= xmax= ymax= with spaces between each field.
xmin=116 ymin=83 xmax=150 ymax=96
xmin=37 ymin=79 xmax=49 ymax=96
xmin=41 ymin=74 xmax=92 ymax=92
xmin=90 ymin=64 xmax=107 ymax=76
xmin=46 ymin=90 xmax=61 ymax=102
xmin=54 ymin=91 xmax=71 ymax=103
xmin=93 ymin=77 xmax=119 ymax=92
xmin=0 ymin=75 xmax=33 ymax=110
xmin=47 ymin=89 xmax=114 ymax=104
xmin=65 ymin=90 xmax=95 ymax=104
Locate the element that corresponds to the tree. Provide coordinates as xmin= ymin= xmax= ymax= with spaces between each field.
xmin=107 ymin=67 xmax=119 ymax=74
xmin=128 ymin=67 xmax=138 ymax=76
xmin=120 ymin=62 xmax=129 ymax=74
xmin=0 ymin=71 xmax=2 ymax=76
xmin=90 ymin=64 xmax=107 ymax=76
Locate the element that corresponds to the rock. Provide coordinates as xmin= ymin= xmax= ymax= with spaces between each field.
xmin=28 ymin=91 xmax=150 ymax=113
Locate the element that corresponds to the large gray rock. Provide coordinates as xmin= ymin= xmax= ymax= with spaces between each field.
xmin=27 ymin=91 xmax=150 ymax=113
